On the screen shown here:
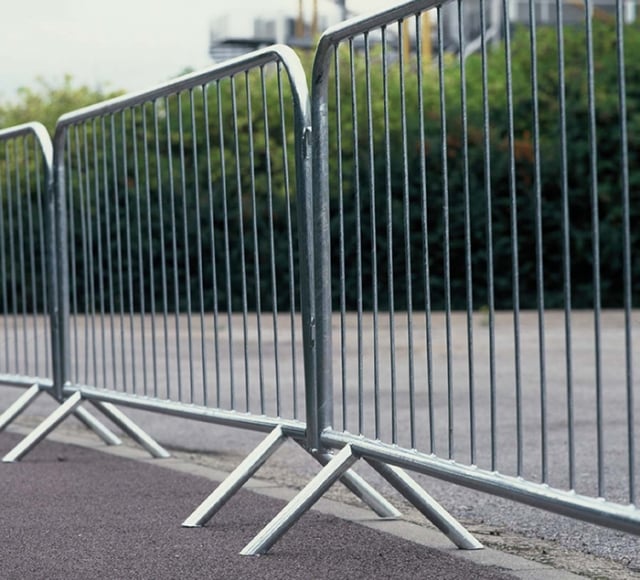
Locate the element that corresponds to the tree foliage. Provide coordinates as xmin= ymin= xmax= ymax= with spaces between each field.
xmin=0 ymin=76 xmax=123 ymax=133
xmin=327 ymin=18 xmax=640 ymax=311
xmin=2 ymin=19 xmax=638 ymax=315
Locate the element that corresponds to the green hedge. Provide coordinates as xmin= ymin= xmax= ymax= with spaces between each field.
xmin=326 ymin=19 xmax=639 ymax=311
xmin=2 ymin=20 xmax=638 ymax=314
xmin=62 ymin=70 xmax=301 ymax=315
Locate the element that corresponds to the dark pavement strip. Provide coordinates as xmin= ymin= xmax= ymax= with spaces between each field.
xmin=0 ymin=432 xmax=521 ymax=580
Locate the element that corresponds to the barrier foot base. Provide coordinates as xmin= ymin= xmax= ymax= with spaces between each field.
xmin=90 ymin=401 xmax=170 ymax=459
xmin=0 ymin=387 xmax=122 ymax=448
xmin=310 ymin=450 xmax=401 ymax=518
xmin=0 ymin=384 xmax=41 ymax=432
xmin=365 ymin=458 xmax=482 ymax=550
xmin=2 ymin=392 xmax=83 ymax=462
xmin=241 ymin=444 xmax=358 ymax=555
xmin=182 ymin=425 xmax=287 ymax=528
xmin=72 ymin=406 xmax=123 ymax=446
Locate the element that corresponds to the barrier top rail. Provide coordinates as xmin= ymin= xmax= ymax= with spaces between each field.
xmin=55 ymin=45 xmax=310 ymax=133
xmin=0 ymin=122 xmax=53 ymax=169
xmin=314 ymin=0 xmax=440 ymax=56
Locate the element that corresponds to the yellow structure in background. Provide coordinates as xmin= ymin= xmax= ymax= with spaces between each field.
xmin=402 ymin=12 xmax=432 ymax=66
xmin=297 ymin=0 xmax=320 ymax=40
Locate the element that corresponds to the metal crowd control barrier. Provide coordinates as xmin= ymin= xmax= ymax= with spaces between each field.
xmin=0 ymin=122 xmax=56 ymax=433
xmin=0 ymin=123 xmax=119 ymax=441
xmin=2 ymin=46 xmax=399 ymax=524
xmin=0 ymin=123 xmax=53 ymax=388
xmin=2 ymin=0 xmax=639 ymax=558
xmin=241 ymin=0 xmax=640 ymax=554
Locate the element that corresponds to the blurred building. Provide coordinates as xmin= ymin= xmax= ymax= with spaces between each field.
xmin=209 ymin=0 xmax=345 ymax=62
xmin=441 ymin=0 xmax=637 ymax=58
xmin=210 ymin=0 xmax=638 ymax=64
xmin=509 ymin=0 xmax=636 ymax=24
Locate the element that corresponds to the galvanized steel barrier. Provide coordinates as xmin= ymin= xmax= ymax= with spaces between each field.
xmin=52 ymin=46 xmax=313 ymax=426
xmin=0 ymin=122 xmax=125 ymax=442
xmin=1 ymin=45 xmax=398 ymax=525
xmin=1 ymin=0 xmax=639 ymax=557
xmin=0 ymin=123 xmax=53 ymax=388
xmin=241 ymin=0 xmax=640 ymax=554
xmin=3 ymin=47 xmax=316 ymax=455
xmin=0 ymin=122 xmax=62 ymax=433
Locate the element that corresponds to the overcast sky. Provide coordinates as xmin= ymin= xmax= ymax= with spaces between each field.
xmin=1 ymin=0 xmax=394 ymax=101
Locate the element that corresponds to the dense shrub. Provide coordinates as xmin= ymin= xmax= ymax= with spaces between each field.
xmin=326 ymin=18 xmax=640 ymax=311
xmin=2 ymin=20 xmax=638 ymax=314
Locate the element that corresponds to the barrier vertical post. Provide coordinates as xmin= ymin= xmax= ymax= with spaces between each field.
xmin=308 ymin=37 xmax=334 ymax=452
xmin=52 ymin=127 xmax=70 ymax=402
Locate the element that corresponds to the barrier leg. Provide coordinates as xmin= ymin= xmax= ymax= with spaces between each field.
xmin=2 ymin=392 xmax=84 ymax=462
xmin=309 ymin=449 xmax=401 ymax=518
xmin=365 ymin=458 xmax=482 ymax=550
xmin=89 ymin=401 xmax=170 ymax=459
xmin=183 ymin=425 xmax=287 ymax=528
xmin=0 ymin=384 xmax=41 ymax=432
xmin=241 ymin=444 xmax=358 ymax=555
xmin=72 ymin=406 xmax=123 ymax=446
xmin=0 ymin=385 xmax=122 ymax=447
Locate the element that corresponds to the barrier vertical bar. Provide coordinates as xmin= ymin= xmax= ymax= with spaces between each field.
xmin=615 ymin=0 xmax=635 ymax=506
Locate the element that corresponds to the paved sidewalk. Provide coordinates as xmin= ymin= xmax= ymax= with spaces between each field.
xmin=0 ymin=430 xmax=581 ymax=580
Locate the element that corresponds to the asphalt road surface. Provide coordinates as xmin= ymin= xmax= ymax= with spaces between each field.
xmin=1 ymin=310 xmax=639 ymax=577
xmin=0 ymin=430 xmax=523 ymax=580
